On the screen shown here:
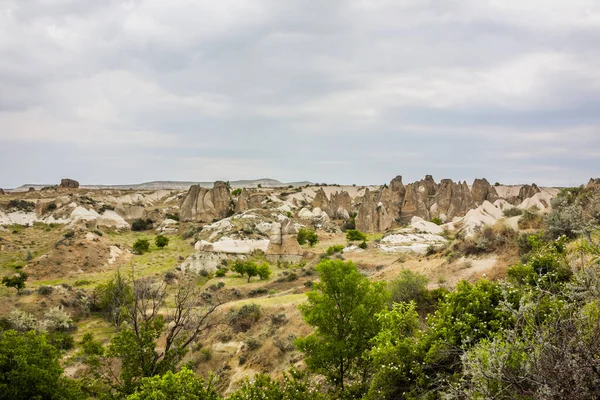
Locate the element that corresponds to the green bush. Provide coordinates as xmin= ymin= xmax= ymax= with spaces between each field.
xmin=346 ymin=229 xmax=367 ymax=242
xmin=297 ymin=228 xmax=319 ymax=247
xmin=165 ymin=213 xmax=179 ymax=221
xmin=430 ymin=217 xmax=443 ymax=225
xmin=38 ymin=285 xmax=54 ymax=296
xmin=215 ymin=268 xmax=227 ymax=278
xmin=518 ymin=210 xmax=543 ymax=230
xmin=132 ymin=239 xmax=150 ymax=254
xmin=8 ymin=200 xmax=35 ymax=212
xmin=257 ymin=263 xmax=272 ymax=280
xmin=325 ymin=244 xmax=345 ymax=256
xmin=229 ymin=304 xmax=261 ymax=333
xmin=131 ymin=219 xmax=153 ymax=232
xmin=46 ymin=203 xmax=57 ymax=212
xmin=155 ymin=235 xmax=169 ymax=248
xmin=359 ymin=241 xmax=368 ymax=250
xmin=231 ymin=188 xmax=242 ymax=196
xmin=503 ymin=207 xmax=523 ymax=217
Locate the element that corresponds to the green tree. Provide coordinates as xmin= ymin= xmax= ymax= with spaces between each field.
xmin=295 ymin=260 xmax=389 ymax=392
xmin=231 ymin=260 xmax=259 ymax=282
xmin=228 ymin=369 xmax=325 ymax=400
xmin=155 ymin=235 xmax=169 ymax=249
xmin=94 ymin=271 xmax=134 ymax=330
xmin=346 ymin=230 xmax=367 ymax=242
xmin=297 ymin=228 xmax=319 ymax=247
xmin=126 ymin=368 xmax=220 ymax=400
xmin=257 ymin=263 xmax=272 ymax=280
xmin=0 ymin=330 xmax=82 ymax=400
xmin=2 ymin=272 xmax=28 ymax=292
xmin=133 ymin=239 xmax=150 ymax=254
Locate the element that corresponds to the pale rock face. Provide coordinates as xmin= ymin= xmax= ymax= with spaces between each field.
xmin=256 ymin=222 xmax=273 ymax=234
xmin=180 ymin=181 xmax=232 ymax=222
xmin=298 ymin=208 xmax=314 ymax=219
xmin=98 ymin=210 xmax=130 ymax=229
xmin=71 ymin=206 xmax=100 ymax=221
xmin=379 ymin=232 xmax=447 ymax=254
xmin=115 ymin=204 xmax=147 ymax=221
xmin=156 ymin=219 xmax=178 ymax=233
xmin=355 ymin=189 xmax=393 ymax=233
xmin=268 ymin=218 xmax=301 ymax=255
xmin=235 ymin=189 xmax=267 ymax=212
xmin=178 ymin=252 xmax=230 ymax=274
xmin=410 ymin=216 xmax=444 ymax=234
xmin=197 ymin=239 xmax=270 ymax=254
xmin=587 ymin=178 xmax=600 ymax=190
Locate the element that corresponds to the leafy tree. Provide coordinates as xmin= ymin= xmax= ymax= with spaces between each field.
xmin=346 ymin=230 xmax=367 ymax=242
xmin=94 ymin=271 xmax=134 ymax=330
xmin=228 ymin=369 xmax=325 ymax=400
xmin=0 ymin=330 xmax=82 ymax=399
xmin=257 ymin=263 xmax=272 ymax=280
xmin=131 ymin=219 xmax=153 ymax=232
xmin=297 ymin=228 xmax=319 ymax=247
xmin=126 ymin=368 xmax=220 ymax=400
xmin=132 ymin=239 xmax=150 ymax=254
xmin=295 ymin=259 xmax=389 ymax=392
xmin=231 ymin=260 xmax=259 ymax=282
xmin=155 ymin=235 xmax=169 ymax=249
xmin=2 ymin=272 xmax=28 ymax=292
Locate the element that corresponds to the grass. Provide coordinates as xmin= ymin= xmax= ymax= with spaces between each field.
xmin=230 ymin=293 xmax=306 ymax=308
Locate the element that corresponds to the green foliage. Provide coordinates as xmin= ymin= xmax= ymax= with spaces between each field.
xmin=38 ymin=285 xmax=54 ymax=296
xmin=46 ymin=202 xmax=57 ymax=212
xmin=231 ymin=260 xmax=260 ymax=282
xmin=94 ymin=272 xmax=133 ymax=329
xmin=231 ymin=188 xmax=242 ymax=196
xmin=346 ymin=229 xmax=367 ymax=242
xmin=257 ymin=263 xmax=272 ymax=280
xmin=0 ymin=330 xmax=82 ymax=399
xmin=133 ymin=238 xmax=150 ymax=254
xmin=430 ymin=217 xmax=443 ymax=225
xmin=229 ymin=304 xmax=261 ymax=333
xmin=165 ymin=213 xmax=180 ymax=221
xmin=126 ymin=368 xmax=220 ymax=400
xmin=502 ymin=207 xmax=523 ymax=217
xmin=455 ymin=225 xmax=517 ymax=255
xmin=7 ymin=199 xmax=35 ymax=212
xmin=296 ymin=259 xmax=389 ymax=391
xmin=518 ymin=209 xmax=543 ymax=230
xmin=2 ymin=272 xmax=28 ymax=292
xmin=155 ymin=235 xmax=169 ymax=249
xmin=215 ymin=268 xmax=227 ymax=278
xmin=388 ymin=269 xmax=429 ymax=305
xmin=228 ymin=369 xmax=325 ymax=400
xmin=359 ymin=241 xmax=368 ymax=250
xmin=131 ymin=218 xmax=153 ymax=231
xmin=297 ymin=228 xmax=319 ymax=247
xmin=325 ymin=244 xmax=345 ymax=256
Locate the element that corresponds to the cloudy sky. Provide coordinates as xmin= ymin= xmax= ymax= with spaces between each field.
xmin=1 ymin=0 xmax=599 ymax=188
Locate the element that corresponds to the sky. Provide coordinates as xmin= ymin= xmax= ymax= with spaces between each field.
xmin=1 ymin=0 xmax=600 ymax=188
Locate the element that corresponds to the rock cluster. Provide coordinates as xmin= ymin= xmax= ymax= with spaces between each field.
xmin=471 ymin=178 xmax=499 ymax=204
xmin=180 ymin=181 xmax=232 ymax=222
xmin=267 ymin=218 xmax=302 ymax=254
xmin=60 ymin=179 xmax=80 ymax=189
xmin=310 ymin=188 xmax=353 ymax=220
xmin=587 ymin=178 xmax=600 ymax=190
xmin=355 ymin=189 xmax=393 ymax=232
xmin=235 ymin=189 xmax=267 ymax=213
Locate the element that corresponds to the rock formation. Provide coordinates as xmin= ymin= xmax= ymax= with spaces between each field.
xmin=471 ymin=178 xmax=499 ymax=204
xmin=235 ymin=189 xmax=267 ymax=212
xmin=267 ymin=218 xmax=302 ymax=254
xmin=310 ymin=188 xmax=353 ymax=219
xmin=311 ymin=188 xmax=331 ymax=215
xmin=0 ymin=188 xmax=4 ymax=195
xmin=587 ymin=178 xmax=600 ymax=190
xmin=355 ymin=189 xmax=393 ymax=232
xmin=432 ymin=179 xmax=476 ymax=220
xmin=402 ymin=175 xmax=438 ymax=220
xmin=60 ymin=178 xmax=80 ymax=189
xmin=180 ymin=181 xmax=232 ymax=222
xmin=518 ymin=184 xmax=540 ymax=201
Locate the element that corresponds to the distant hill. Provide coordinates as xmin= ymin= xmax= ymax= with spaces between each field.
xmin=10 ymin=179 xmax=313 ymax=192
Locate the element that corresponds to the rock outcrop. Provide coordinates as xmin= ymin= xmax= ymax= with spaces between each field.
xmin=355 ymin=189 xmax=393 ymax=232
xmin=587 ymin=178 xmax=600 ymax=190
xmin=0 ymin=188 xmax=4 ymax=195
xmin=311 ymin=188 xmax=331 ymax=215
xmin=401 ymin=175 xmax=438 ymax=220
xmin=310 ymin=188 xmax=353 ymax=219
xmin=235 ymin=189 xmax=267 ymax=212
xmin=471 ymin=178 xmax=499 ymax=204
xmin=518 ymin=184 xmax=541 ymax=201
xmin=267 ymin=218 xmax=302 ymax=254
xmin=432 ymin=179 xmax=475 ymax=220
xmin=180 ymin=181 xmax=232 ymax=222
xmin=60 ymin=179 xmax=80 ymax=189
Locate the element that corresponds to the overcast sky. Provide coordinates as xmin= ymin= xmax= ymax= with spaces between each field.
xmin=1 ymin=0 xmax=599 ymax=188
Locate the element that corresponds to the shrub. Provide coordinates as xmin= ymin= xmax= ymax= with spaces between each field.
xmin=297 ymin=228 xmax=319 ymax=247
xmin=74 ymin=279 xmax=91 ymax=287
xmin=231 ymin=188 xmax=242 ymax=196
xmin=63 ymin=230 xmax=75 ymax=239
xmin=131 ymin=219 xmax=153 ymax=231
xmin=518 ymin=210 xmax=544 ymax=230
xmin=346 ymin=229 xmax=367 ymax=242
xmin=155 ymin=235 xmax=169 ymax=248
xmin=39 ymin=307 xmax=74 ymax=332
xmin=132 ymin=239 xmax=150 ymax=254
xmin=165 ymin=213 xmax=179 ymax=221
xmin=245 ymin=337 xmax=263 ymax=351
xmin=8 ymin=309 xmax=37 ymax=331
xmin=98 ymin=204 xmax=115 ymax=213
xmin=215 ymin=268 xmax=227 ymax=278
xmin=229 ymin=304 xmax=261 ymax=333
xmin=257 ymin=263 xmax=272 ymax=280
xmin=46 ymin=203 xmax=57 ymax=212
xmin=326 ymin=244 xmax=345 ymax=256
xmin=286 ymin=211 xmax=293 ymax=218
xmin=37 ymin=286 xmax=54 ymax=296
xmin=430 ymin=217 xmax=443 ymax=225
xmin=503 ymin=207 xmax=523 ymax=217
xmin=7 ymin=200 xmax=35 ymax=212
xmin=359 ymin=241 xmax=368 ymax=250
